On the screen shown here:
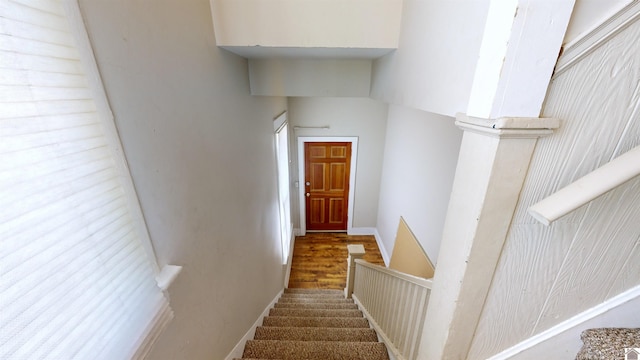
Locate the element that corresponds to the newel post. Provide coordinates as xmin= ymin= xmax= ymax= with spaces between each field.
xmin=419 ymin=114 xmax=559 ymax=359
xmin=344 ymin=244 xmax=366 ymax=299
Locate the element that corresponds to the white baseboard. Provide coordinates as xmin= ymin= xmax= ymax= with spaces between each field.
xmin=488 ymin=284 xmax=640 ymax=359
xmin=347 ymin=227 xmax=390 ymax=266
xmin=224 ymin=289 xmax=283 ymax=360
xmin=347 ymin=227 xmax=377 ymax=236
xmin=373 ymin=229 xmax=390 ymax=267
xmin=293 ymin=228 xmax=303 ymax=236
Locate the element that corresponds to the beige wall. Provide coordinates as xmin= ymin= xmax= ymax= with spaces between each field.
xmin=78 ymin=0 xmax=287 ymax=358
xmin=287 ymin=97 xmax=388 ymax=230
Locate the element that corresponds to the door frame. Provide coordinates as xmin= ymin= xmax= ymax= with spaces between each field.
xmin=297 ymin=136 xmax=358 ymax=235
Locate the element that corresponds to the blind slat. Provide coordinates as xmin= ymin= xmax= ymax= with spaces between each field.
xmin=0 ymin=136 xmax=106 ymax=171
xmin=0 ymin=99 xmax=97 ymax=120
xmin=0 ymin=2 xmax=68 ymax=32
xmin=0 ymin=33 xmax=80 ymax=60
xmin=0 ymin=146 xmax=110 ymax=186
xmin=0 ymin=186 xmax=123 ymax=242
xmin=0 ymin=85 xmax=92 ymax=102
xmin=0 ymin=51 xmax=83 ymax=74
xmin=1 ymin=17 xmax=75 ymax=47
xmin=1 ymin=201 xmax=131 ymax=277
xmin=0 ymin=67 xmax=88 ymax=87
xmin=1 ymin=157 xmax=115 ymax=205
xmin=0 ymin=167 xmax=118 ymax=223
xmin=0 ymin=122 xmax=103 ymax=152
xmin=10 ymin=0 xmax=66 ymax=18
xmin=0 ymin=113 xmax=96 ymax=136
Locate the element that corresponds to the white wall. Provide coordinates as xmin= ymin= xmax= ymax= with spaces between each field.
xmin=287 ymin=97 xmax=388 ymax=230
xmin=210 ymin=0 xmax=402 ymax=49
xmin=370 ymin=0 xmax=490 ymax=117
xmin=376 ymin=105 xmax=462 ymax=265
xmin=249 ymin=59 xmax=372 ymax=97
xmin=78 ymin=0 xmax=287 ymax=359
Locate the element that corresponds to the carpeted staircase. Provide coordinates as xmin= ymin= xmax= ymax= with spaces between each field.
xmin=235 ymin=288 xmax=390 ymax=360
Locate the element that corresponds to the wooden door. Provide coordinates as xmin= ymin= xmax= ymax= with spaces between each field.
xmin=304 ymin=142 xmax=351 ymax=231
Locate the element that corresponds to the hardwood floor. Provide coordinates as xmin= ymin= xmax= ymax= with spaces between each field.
xmin=288 ymin=233 xmax=386 ymax=290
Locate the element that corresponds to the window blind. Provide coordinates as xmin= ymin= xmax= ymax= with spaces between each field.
xmin=0 ymin=1 xmax=172 ymax=359
xmin=275 ymin=121 xmax=291 ymax=264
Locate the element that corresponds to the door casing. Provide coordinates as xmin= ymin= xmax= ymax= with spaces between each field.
xmin=297 ymin=136 xmax=358 ymax=235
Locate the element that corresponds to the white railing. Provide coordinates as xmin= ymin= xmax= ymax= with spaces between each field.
xmin=352 ymin=259 xmax=432 ymax=360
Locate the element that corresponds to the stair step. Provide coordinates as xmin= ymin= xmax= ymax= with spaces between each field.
xmin=274 ymin=302 xmax=358 ymax=310
xmin=262 ymin=316 xmax=370 ymax=328
xmin=277 ymin=297 xmax=353 ymax=304
xmin=576 ymin=328 xmax=640 ymax=360
xmin=280 ymin=293 xmax=345 ymax=299
xmin=243 ymin=340 xmax=390 ymax=360
xmin=284 ymin=288 xmax=344 ymax=295
xmin=269 ymin=308 xmax=362 ymax=318
xmin=254 ymin=326 xmax=378 ymax=342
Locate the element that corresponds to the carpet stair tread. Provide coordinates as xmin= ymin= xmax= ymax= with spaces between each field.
xmin=277 ymin=297 xmax=353 ymax=304
xmin=269 ymin=308 xmax=363 ymax=318
xmin=242 ymin=340 xmax=390 ymax=360
xmin=262 ymin=316 xmax=370 ymax=328
xmin=576 ymin=328 xmax=640 ymax=360
xmin=283 ymin=288 xmax=344 ymax=295
xmin=280 ymin=293 xmax=346 ymax=299
xmin=254 ymin=326 xmax=379 ymax=342
xmin=273 ymin=302 xmax=359 ymax=309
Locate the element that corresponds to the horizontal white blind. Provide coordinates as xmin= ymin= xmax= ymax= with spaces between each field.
xmin=0 ymin=1 xmax=171 ymax=359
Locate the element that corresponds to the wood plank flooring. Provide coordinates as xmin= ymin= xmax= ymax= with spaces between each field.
xmin=288 ymin=233 xmax=386 ymax=290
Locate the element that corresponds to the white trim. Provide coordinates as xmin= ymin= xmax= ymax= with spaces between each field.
xmin=347 ymin=227 xmax=390 ymax=266
xmin=62 ymin=0 xmax=160 ymax=274
xmin=555 ymin=0 xmax=640 ymax=77
xmin=347 ymin=227 xmax=377 ymax=235
xmin=297 ymin=137 xmax=359 ymax=235
xmin=156 ymin=265 xmax=183 ymax=291
xmin=131 ymin=301 xmax=174 ymax=360
xmin=224 ymin=289 xmax=284 ymax=360
xmin=274 ymin=112 xmax=292 ymax=265
xmin=273 ymin=111 xmax=287 ymax=132
xmin=487 ymin=284 xmax=640 ymax=360
xmin=283 ymin=224 xmax=296 ymax=288
xmin=293 ymin=228 xmax=303 ymax=236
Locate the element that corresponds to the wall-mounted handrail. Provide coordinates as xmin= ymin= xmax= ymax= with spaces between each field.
xmin=529 ymin=144 xmax=640 ymax=225
xmin=352 ymin=258 xmax=432 ymax=360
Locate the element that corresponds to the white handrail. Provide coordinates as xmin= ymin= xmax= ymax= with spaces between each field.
xmin=529 ymin=144 xmax=640 ymax=225
xmin=353 ymin=259 xmax=432 ymax=360
xmin=354 ymin=259 xmax=433 ymax=288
